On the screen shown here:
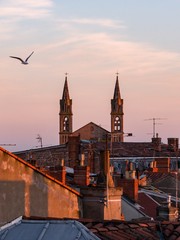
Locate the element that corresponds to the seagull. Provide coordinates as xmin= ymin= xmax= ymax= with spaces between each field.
xmin=9 ymin=51 xmax=34 ymax=65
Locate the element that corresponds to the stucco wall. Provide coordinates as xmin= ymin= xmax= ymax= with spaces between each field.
xmin=81 ymin=187 xmax=122 ymax=221
xmin=0 ymin=149 xmax=82 ymax=226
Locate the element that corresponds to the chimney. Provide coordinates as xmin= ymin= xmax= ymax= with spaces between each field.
xmin=120 ymin=178 xmax=138 ymax=201
xmin=59 ymin=158 xmax=66 ymax=184
xmin=154 ymin=157 xmax=170 ymax=173
xmin=114 ymin=175 xmax=139 ymax=201
xmin=68 ymin=135 xmax=81 ymax=167
xmin=157 ymin=195 xmax=178 ymax=221
xmin=98 ymin=150 xmax=114 ymax=187
xmin=168 ymin=138 xmax=179 ymax=152
xmin=74 ymin=155 xmax=90 ymax=186
xmin=152 ymin=133 xmax=161 ymax=151
xmin=149 ymin=160 xmax=158 ymax=172
xmin=79 ymin=153 xmax=85 ymax=166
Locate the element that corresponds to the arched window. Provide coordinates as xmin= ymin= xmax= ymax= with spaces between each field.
xmin=114 ymin=116 xmax=121 ymax=131
xmin=63 ymin=116 xmax=69 ymax=131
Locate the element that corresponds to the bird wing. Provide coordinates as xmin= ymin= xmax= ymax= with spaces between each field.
xmin=25 ymin=51 xmax=34 ymax=62
xmin=9 ymin=56 xmax=24 ymax=63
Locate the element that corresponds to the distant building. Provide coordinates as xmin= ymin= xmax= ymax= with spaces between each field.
xmin=12 ymin=73 xmax=180 ymax=222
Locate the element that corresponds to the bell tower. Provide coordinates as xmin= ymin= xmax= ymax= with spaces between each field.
xmin=111 ymin=73 xmax=124 ymax=142
xmin=59 ymin=73 xmax=73 ymax=144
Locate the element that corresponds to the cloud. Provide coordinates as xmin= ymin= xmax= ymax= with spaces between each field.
xmin=0 ymin=0 xmax=54 ymax=40
xmin=35 ymin=30 xmax=180 ymax=78
xmin=56 ymin=18 xmax=126 ymax=29
xmin=0 ymin=0 xmax=53 ymax=19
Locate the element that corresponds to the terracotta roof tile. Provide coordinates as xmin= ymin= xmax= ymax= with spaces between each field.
xmin=174 ymin=226 xmax=180 ymax=234
xmin=92 ymin=223 xmax=104 ymax=228
xmin=128 ymin=223 xmax=140 ymax=228
xmin=101 ymin=230 xmax=136 ymax=240
xmin=83 ymin=220 xmax=162 ymax=240
xmin=106 ymin=226 xmax=119 ymax=231
xmin=95 ymin=227 xmax=108 ymax=232
xmin=116 ymin=223 xmax=129 ymax=229
xmin=138 ymin=223 xmax=149 ymax=227
xmin=163 ymin=223 xmax=175 ymax=237
xmin=135 ymin=228 xmax=159 ymax=239
xmin=169 ymin=234 xmax=179 ymax=240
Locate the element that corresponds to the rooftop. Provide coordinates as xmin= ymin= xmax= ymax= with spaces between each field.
xmin=2 ymin=217 xmax=180 ymax=240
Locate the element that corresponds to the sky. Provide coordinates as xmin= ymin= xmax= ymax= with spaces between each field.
xmin=1 ymin=0 xmax=180 ymax=151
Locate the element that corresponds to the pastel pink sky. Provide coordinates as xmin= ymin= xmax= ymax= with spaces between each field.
xmin=1 ymin=0 xmax=180 ymax=151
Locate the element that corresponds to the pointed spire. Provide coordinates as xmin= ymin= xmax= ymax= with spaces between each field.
xmin=113 ymin=72 xmax=121 ymax=104
xmin=62 ymin=73 xmax=70 ymax=101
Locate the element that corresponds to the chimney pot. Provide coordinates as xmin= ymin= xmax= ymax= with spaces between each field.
xmin=60 ymin=158 xmax=64 ymax=166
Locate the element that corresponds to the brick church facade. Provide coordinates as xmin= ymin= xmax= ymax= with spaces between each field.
xmin=59 ymin=73 xmax=124 ymax=144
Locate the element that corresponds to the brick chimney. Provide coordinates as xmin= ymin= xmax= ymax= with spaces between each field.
xmin=119 ymin=178 xmax=138 ymax=201
xmin=74 ymin=154 xmax=90 ymax=186
xmin=149 ymin=160 xmax=158 ymax=172
xmin=168 ymin=138 xmax=179 ymax=152
xmin=152 ymin=133 xmax=161 ymax=151
xmin=41 ymin=159 xmax=66 ymax=184
xmin=154 ymin=157 xmax=170 ymax=173
xmin=68 ymin=135 xmax=81 ymax=167
xmin=114 ymin=163 xmax=139 ymax=201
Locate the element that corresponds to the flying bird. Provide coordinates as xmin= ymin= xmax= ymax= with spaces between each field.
xmin=9 ymin=51 xmax=34 ymax=65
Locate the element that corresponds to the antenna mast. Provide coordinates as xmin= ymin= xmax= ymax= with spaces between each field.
xmin=145 ymin=117 xmax=167 ymax=137
xmin=0 ymin=144 xmax=16 ymax=146
xmin=36 ymin=134 xmax=43 ymax=148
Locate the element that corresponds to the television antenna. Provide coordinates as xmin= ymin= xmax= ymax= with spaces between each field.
xmin=36 ymin=134 xmax=43 ymax=148
xmin=0 ymin=144 xmax=16 ymax=146
xmin=144 ymin=117 xmax=167 ymax=138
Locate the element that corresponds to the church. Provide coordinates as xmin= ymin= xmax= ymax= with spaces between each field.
xmin=59 ymin=73 xmax=124 ymax=144
xmin=12 ymin=73 xmax=180 ymax=222
xmin=14 ymin=73 xmax=179 ymax=171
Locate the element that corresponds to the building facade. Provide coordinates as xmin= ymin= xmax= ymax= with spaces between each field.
xmin=59 ymin=74 xmax=124 ymax=144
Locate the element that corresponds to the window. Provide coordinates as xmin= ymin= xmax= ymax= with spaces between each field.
xmin=63 ymin=117 xmax=69 ymax=131
xmin=114 ymin=116 xmax=121 ymax=131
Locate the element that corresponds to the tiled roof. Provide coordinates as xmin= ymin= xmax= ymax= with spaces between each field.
xmin=145 ymin=172 xmax=180 ymax=201
xmin=109 ymin=141 xmax=179 ymax=158
xmin=14 ymin=140 xmax=180 ymax=162
xmin=81 ymin=219 xmax=180 ymax=240
xmin=72 ymin=122 xmax=110 ymax=135
xmin=146 ymin=172 xmax=169 ymax=184
xmin=137 ymin=192 xmax=159 ymax=219
xmin=3 ymin=216 xmax=180 ymax=240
